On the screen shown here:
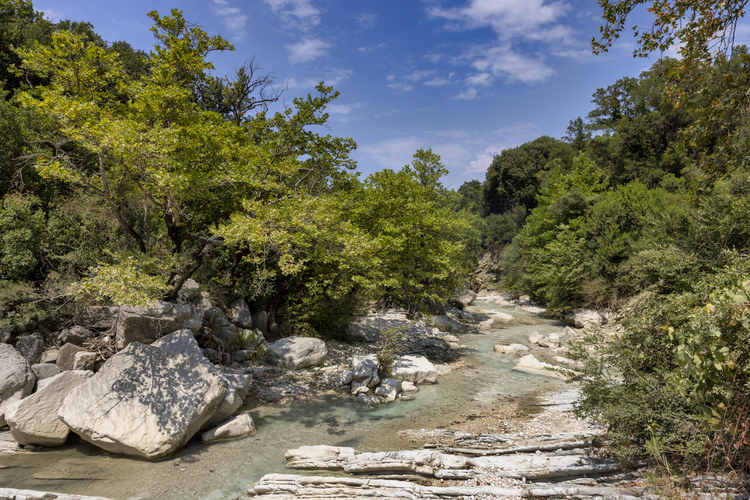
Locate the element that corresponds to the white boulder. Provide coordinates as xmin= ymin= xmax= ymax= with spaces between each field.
xmin=0 ymin=343 xmax=35 ymax=402
xmin=201 ymin=413 xmax=255 ymax=443
xmin=268 ymin=336 xmax=327 ymax=370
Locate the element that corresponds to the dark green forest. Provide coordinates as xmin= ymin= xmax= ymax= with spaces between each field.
xmin=2 ymin=0 xmax=750 ymax=482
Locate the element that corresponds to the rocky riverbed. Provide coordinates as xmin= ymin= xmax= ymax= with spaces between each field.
xmin=5 ymin=291 xmax=729 ymax=500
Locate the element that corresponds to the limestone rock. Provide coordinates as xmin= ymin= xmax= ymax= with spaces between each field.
xmin=528 ymin=331 xmax=541 ymax=344
xmin=457 ymin=289 xmax=477 ymax=307
xmin=251 ymin=311 xmax=268 ymax=335
xmin=201 ymin=413 xmax=255 ymax=443
xmin=31 ymin=363 xmax=61 ymax=381
xmin=229 ymin=299 xmax=253 ymax=328
xmin=548 ymin=333 xmax=560 ymax=346
xmin=564 ymin=308 xmax=604 ymax=328
xmin=346 ymin=310 xmax=409 ymax=343
xmin=562 ymin=326 xmax=579 ymax=337
xmin=74 ymin=305 xmax=121 ymax=330
xmin=57 ymin=326 xmax=96 ymax=346
xmin=73 ymin=351 xmax=96 ymax=371
xmin=0 ymin=392 xmax=23 ymax=427
xmin=390 ymin=355 xmax=437 ymax=384
xmin=115 ymin=301 xmax=201 ymax=349
xmin=56 ymin=343 xmax=86 ymax=371
xmin=494 ymin=343 xmax=530 ymax=354
xmin=268 ymin=336 xmax=327 ymax=370
xmin=13 ymin=334 xmax=45 ymax=364
xmin=374 ymin=378 xmax=401 ymax=401
xmin=401 ymin=381 xmax=418 ymax=393
xmin=40 ymin=350 xmax=59 ymax=363
xmin=0 ymin=489 xmax=113 ymax=500
xmin=356 ymin=394 xmax=386 ymax=405
xmin=203 ymin=308 xmax=239 ymax=353
xmin=512 ymin=354 xmax=565 ymax=379
xmin=58 ymin=342 xmax=227 ymax=460
xmin=7 ymin=371 xmax=90 ymax=446
xmin=479 ymin=312 xmax=515 ymax=329
xmin=0 ymin=343 xmax=35 ymax=402
xmin=0 ymin=327 xmax=10 ymax=344
xmin=350 ymin=358 xmax=379 ymax=395
xmin=151 ymin=330 xmax=242 ymax=428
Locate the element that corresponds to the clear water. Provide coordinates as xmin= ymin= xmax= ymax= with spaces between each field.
xmin=0 ymin=301 xmax=568 ymax=500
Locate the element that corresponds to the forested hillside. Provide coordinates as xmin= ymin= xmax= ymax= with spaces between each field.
xmin=450 ymin=1 xmax=750 ymax=478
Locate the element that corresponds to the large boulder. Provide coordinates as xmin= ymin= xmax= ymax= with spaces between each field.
xmin=31 ymin=363 xmax=62 ymax=381
xmin=268 ymin=336 xmax=327 ymax=370
xmin=57 ymin=326 xmax=96 ymax=346
xmin=390 ymin=355 xmax=437 ymax=384
xmin=58 ymin=342 xmax=227 ymax=460
xmin=13 ymin=334 xmax=45 ymax=364
xmin=7 ymin=371 xmax=92 ymax=446
xmin=56 ymin=343 xmax=86 ymax=371
xmin=152 ymin=330 xmax=243 ymax=428
xmin=115 ymin=301 xmax=201 ymax=349
xmin=564 ymin=309 xmax=604 ymax=328
xmin=203 ymin=308 xmax=240 ymax=353
xmin=374 ymin=378 xmax=402 ymax=401
xmin=457 ymin=290 xmax=477 ymax=307
xmin=346 ymin=311 xmax=410 ymax=343
xmin=74 ymin=305 xmax=121 ymax=330
xmin=229 ymin=299 xmax=253 ymax=328
xmin=0 ymin=343 xmax=35 ymax=402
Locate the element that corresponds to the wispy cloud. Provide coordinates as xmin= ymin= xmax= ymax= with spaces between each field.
xmin=356 ymin=13 xmax=377 ymax=29
xmin=387 ymin=82 xmax=415 ymax=92
xmin=426 ymin=0 xmax=578 ymax=97
xmin=358 ymin=43 xmax=388 ymax=53
xmin=327 ymin=103 xmax=363 ymax=123
xmin=211 ymin=0 xmax=248 ymax=39
xmin=286 ymin=38 xmax=332 ymax=63
xmin=286 ymin=67 xmax=353 ymax=88
xmin=386 ymin=69 xmax=455 ymax=91
xmin=264 ymin=0 xmax=321 ymax=28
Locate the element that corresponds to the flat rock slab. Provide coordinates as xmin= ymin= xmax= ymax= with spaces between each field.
xmin=268 ymin=337 xmax=327 ymax=370
xmin=512 ymin=354 xmax=565 ymax=379
xmin=8 ymin=371 xmax=91 ymax=446
xmin=58 ymin=342 xmax=226 ymax=460
xmin=390 ymin=355 xmax=437 ymax=384
xmin=201 ymin=413 xmax=255 ymax=443
xmin=0 ymin=489 xmax=112 ymax=500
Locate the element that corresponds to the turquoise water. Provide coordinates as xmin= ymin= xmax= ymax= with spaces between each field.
xmin=0 ymin=301 xmax=568 ymax=500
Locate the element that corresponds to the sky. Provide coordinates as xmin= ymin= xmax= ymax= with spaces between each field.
xmin=37 ymin=0 xmax=697 ymax=189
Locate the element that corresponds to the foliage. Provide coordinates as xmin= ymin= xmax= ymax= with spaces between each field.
xmin=377 ymin=325 xmax=407 ymax=376
xmin=483 ymin=136 xmax=574 ymax=215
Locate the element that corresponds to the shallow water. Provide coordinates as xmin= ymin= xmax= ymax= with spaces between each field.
xmin=0 ymin=301 xmax=568 ymax=500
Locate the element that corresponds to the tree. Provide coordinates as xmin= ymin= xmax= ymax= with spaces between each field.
xmin=16 ymin=10 xmax=356 ymax=305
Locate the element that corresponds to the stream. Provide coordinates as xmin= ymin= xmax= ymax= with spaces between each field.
xmin=0 ymin=300 xmax=569 ymax=500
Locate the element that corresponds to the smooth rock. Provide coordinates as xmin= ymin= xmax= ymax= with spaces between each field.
xmin=350 ymin=358 xmax=379 ymax=395
xmin=346 ymin=310 xmax=409 ymax=343
xmin=494 ymin=343 xmax=530 ymax=354
xmin=13 ymin=335 xmax=45 ymax=364
xmin=0 ymin=488 xmax=113 ymax=500
xmin=74 ymin=305 xmax=121 ymax=330
xmin=58 ymin=342 xmax=227 ymax=460
xmin=355 ymin=394 xmax=386 ymax=405
xmin=115 ymin=301 xmax=200 ymax=349
xmin=528 ymin=331 xmax=541 ymax=344
xmin=7 ymin=371 xmax=89 ymax=446
xmin=0 ymin=343 xmax=35 ymax=402
xmin=401 ymin=381 xmax=418 ymax=393
xmin=0 ymin=394 xmax=23 ymax=427
xmin=390 ymin=355 xmax=437 ymax=384
xmin=513 ymin=354 xmax=565 ymax=379
xmin=562 ymin=326 xmax=579 ymax=337
xmin=31 ymin=363 xmax=61 ymax=381
xmin=564 ymin=309 xmax=604 ymax=328
xmin=152 ymin=330 xmax=242 ymax=428
xmin=40 ymin=350 xmax=59 ymax=363
xmin=57 ymin=326 xmax=95 ymax=346
xmin=548 ymin=333 xmax=560 ymax=346
xmin=73 ymin=351 xmax=96 ymax=371
xmin=268 ymin=336 xmax=327 ymax=370
xmin=56 ymin=344 xmax=86 ymax=371
xmin=374 ymin=378 xmax=401 ymax=401
xmin=229 ymin=300 xmax=253 ymax=328
xmin=201 ymin=413 xmax=255 ymax=443
xmin=457 ymin=289 xmax=477 ymax=307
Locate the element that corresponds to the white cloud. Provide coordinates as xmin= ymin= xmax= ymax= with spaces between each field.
xmin=358 ymin=43 xmax=388 ymax=52
xmin=356 ymin=13 xmax=377 ymax=29
xmin=327 ymin=103 xmax=363 ymax=123
xmin=387 ymin=82 xmax=415 ymax=92
xmin=264 ymin=0 xmax=321 ymax=28
xmin=38 ymin=8 xmax=63 ymax=22
xmin=426 ymin=0 xmax=578 ymax=93
xmin=286 ymin=67 xmax=353 ymax=88
xmin=286 ymin=38 xmax=332 ymax=63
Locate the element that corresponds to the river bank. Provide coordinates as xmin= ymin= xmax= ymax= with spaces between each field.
xmin=1 ymin=297 xmax=596 ymax=500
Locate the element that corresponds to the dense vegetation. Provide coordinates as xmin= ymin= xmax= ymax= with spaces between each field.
xmin=448 ymin=0 xmax=750 ymax=481
xmin=0 ymin=1 xmax=478 ymax=338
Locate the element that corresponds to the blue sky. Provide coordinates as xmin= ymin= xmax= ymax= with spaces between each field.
xmin=38 ymin=0 xmax=695 ymax=189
